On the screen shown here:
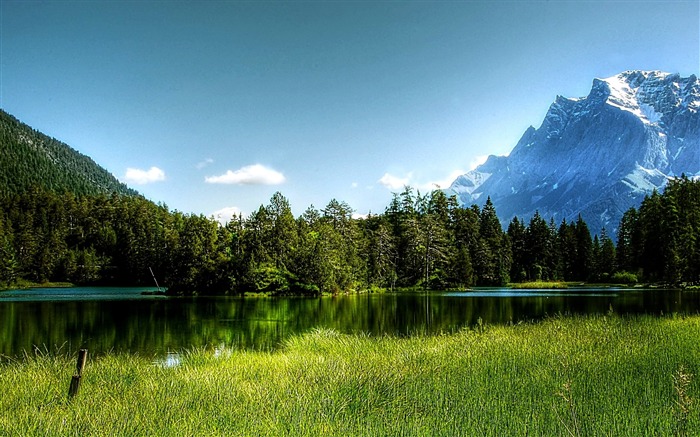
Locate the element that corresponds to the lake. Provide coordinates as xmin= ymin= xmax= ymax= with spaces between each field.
xmin=1 ymin=286 xmax=699 ymax=359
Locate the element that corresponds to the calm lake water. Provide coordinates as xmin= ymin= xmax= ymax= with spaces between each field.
xmin=1 ymin=286 xmax=699 ymax=358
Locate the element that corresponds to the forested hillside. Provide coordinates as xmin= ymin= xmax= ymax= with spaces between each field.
xmin=2 ymin=177 xmax=698 ymax=293
xmin=0 ymin=110 xmax=137 ymax=197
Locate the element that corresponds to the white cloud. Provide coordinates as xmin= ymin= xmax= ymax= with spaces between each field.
xmin=469 ymin=155 xmax=488 ymax=170
xmin=124 ymin=166 xmax=166 ymax=185
xmin=196 ymin=158 xmax=214 ymax=170
xmin=211 ymin=206 xmax=244 ymax=225
xmin=420 ymin=169 xmax=468 ymax=190
xmin=378 ymin=172 xmax=411 ymax=190
xmin=351 ymin=182 xmax=358 ymax=188
xmin=378 ymin=168 xmax=475 ymax=192
xmin=205 ymin=164 xmax=286 ymax=185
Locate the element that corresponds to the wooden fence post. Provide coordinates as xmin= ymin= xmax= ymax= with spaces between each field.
xmin=68 ymin=349 xmax=88 ymax=399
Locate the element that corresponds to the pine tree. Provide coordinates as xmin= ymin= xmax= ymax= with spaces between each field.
xmin=525 ymin=211 xmax=554 ymax=280
xmin=598 ymin=228 xmax=616 ymax=280
xmin=507 ymin=217 xmax=527 ymax=282
xmin=573 ymin=215 xmax=593 ymax=281
xmin=475 ymin=197 xmax=510 ymax=285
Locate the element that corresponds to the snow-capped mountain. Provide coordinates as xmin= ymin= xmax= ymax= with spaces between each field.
xmin=447 ymin=71 xmax=700 ymax=237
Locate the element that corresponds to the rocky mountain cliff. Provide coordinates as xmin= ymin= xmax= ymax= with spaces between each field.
xmin=447 ymin=70 xmax=700 ymax=237
xmin=0 ymin=109 xmax=137 ymax=197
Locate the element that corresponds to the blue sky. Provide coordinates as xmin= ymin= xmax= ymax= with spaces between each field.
xmin=2 ymin=1 xmax=698 ymax=221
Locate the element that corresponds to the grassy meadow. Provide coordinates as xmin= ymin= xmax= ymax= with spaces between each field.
xmin=1 ymin=314 xmax=699 ymax=436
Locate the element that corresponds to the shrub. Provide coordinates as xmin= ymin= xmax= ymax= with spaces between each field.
xmin=611 ymin=271 xmax=638 ymax=285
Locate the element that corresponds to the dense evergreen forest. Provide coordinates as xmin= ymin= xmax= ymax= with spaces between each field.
xmin=1 ymin=176 xmax=698 ymax=293
xmin=0 ymin=110 xmax=137 ymax=198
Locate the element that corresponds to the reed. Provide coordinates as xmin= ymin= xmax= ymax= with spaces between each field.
xmin=1 ymin=314 xmax=698 ymax=436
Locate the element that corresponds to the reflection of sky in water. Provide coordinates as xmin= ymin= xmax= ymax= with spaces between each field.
xmin=0 ymin=287 xmax=164 ymax=302
xmin=155 ymin=352 xmax=181 ymax=368
xmin=445 ymin=288 xmax=627 ymax=298
xmin=213 ymin=344 xmax=232 ymax=359
xmin=155 ymin=346 xmax=232 ymax=367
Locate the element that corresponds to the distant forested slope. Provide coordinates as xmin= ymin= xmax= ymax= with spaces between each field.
xmin=0 ymin=110 xmax=137 ymax=197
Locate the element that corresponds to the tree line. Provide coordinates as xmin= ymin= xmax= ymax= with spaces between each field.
xmin=1 ymin=176 xmax=698 ymax=294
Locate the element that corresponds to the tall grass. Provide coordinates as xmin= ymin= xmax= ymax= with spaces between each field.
xmin=1 ymin=314 xmax=698 ymax=436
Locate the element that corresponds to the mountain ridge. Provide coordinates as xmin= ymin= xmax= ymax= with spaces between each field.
xmin=0 ymin=109 xmax=137 ymax=198
xmin=447 ymin=70 xmax=700 ymax=237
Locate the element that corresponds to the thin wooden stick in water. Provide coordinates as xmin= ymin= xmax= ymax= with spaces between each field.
xmin=149 ymin=267 xmax=162 ymax=292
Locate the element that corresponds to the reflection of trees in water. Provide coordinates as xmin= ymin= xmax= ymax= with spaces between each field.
xmin=0 ymin=290 xmax=696 ymax=358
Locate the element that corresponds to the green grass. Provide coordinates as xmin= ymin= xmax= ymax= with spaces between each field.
xmin=1 ymin=314 xmax=699 ymax=436
xmin=0 ymin=279 xmax=75 ymax=291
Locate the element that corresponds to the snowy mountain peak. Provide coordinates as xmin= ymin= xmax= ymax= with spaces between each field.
xmin=447 ymin=71 xmax=700 ymax=238
xmin=596 ymin=70 xmax=700 ymax=125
